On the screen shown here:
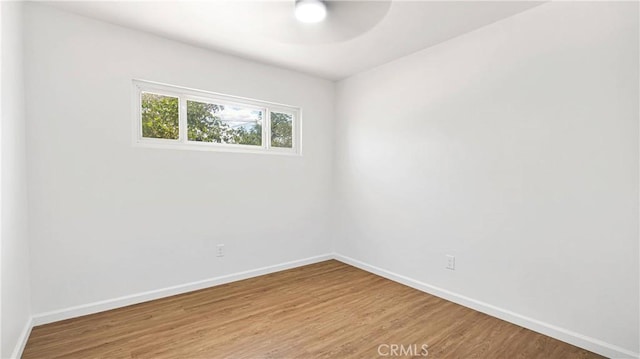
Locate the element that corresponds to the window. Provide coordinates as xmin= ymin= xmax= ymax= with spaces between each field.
xmin=133 ymin=80 xmax=300 ymax=154
xmin=141 ymin=93 xmax=179 ymax=139
xmin=271 ymin=112 xmax=293 ymax=148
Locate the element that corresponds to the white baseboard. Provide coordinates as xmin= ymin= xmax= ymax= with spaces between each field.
xmin=10 ymin=317 xmax=33 ymax=359
xmin=32 ymin=253 xmax=333 ymax=326
xmin=333 ymin=253 xmax=639 ymax=359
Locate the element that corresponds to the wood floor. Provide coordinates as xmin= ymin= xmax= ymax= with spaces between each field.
xmin=23 ymin=260 xmax=602 ymax=359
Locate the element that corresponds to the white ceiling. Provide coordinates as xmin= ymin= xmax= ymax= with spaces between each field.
xmin=45 ymin=1 xmax=543 ymax=80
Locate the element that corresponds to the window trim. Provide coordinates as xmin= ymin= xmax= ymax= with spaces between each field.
xmin=132 ymin=79 xmax=302 ymax=155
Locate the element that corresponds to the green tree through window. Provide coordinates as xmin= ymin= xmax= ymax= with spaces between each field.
xmin=271 ymin=112 xmax=293 ymax=148
xmin=187 ymin=100 xmax=262 ymax=146
xmin=141 ymin=93 xmax=179 ymax=139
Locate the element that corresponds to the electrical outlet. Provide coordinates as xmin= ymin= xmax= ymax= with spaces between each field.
xmin=446 ymin=255 xmax=455 ymax=270
xmin=216 ymin=244 xmax=225 ymax=257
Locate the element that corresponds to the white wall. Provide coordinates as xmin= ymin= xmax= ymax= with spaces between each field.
xmin=1 ymin=1 xmax=32 ymax=358
xmin=334 ymin=1 xmax=639 ymax=356
xmin=24 ymin=3 xmax=334 ymax=315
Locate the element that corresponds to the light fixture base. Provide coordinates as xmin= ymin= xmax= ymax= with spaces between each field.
xmin=295 ymin=0 xmax=327 ymax=23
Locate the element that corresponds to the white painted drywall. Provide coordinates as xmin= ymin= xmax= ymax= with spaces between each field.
xmin=1 ymin=1 xmax=32 ymax=358
xmin=334 ymin=1 xmax=639 ymax=355
xmin=23 ymin=3 xmax=334 ymax=314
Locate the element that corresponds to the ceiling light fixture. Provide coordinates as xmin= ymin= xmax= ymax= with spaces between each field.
xmin=295 ymin=0 xmax=327 ymax=23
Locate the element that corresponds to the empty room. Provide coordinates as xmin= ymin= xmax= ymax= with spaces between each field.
xmin=1 ymin=0 xmax=638 ymax=358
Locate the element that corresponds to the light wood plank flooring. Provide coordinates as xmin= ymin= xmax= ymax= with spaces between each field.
xmin=23 ymin=260 xmax=603 ymax=358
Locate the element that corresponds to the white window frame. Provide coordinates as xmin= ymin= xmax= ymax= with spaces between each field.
xmin=132 ymin=79 xmax=301 ymax=155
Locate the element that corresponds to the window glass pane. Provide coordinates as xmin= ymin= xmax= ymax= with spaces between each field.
xmin=271 ymin=112 xmax=293 ymax=148
xmin=141 ymin=92 xmax=179 ymax=139
xmin=187 ymin=100 xmax=262 ymax=146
